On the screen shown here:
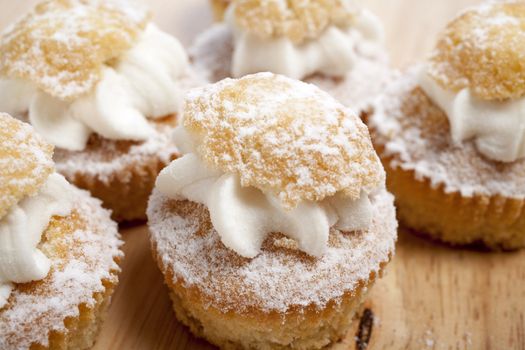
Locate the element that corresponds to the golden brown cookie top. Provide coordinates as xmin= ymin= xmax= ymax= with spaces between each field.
xmin=183 ymin=72 xmax=384 ymax=209
xmin=233 ymin=0 xmax=357 ymax=44
xmin=0 ymin=113 xmax=54 ymax=220
xmin=428 ymin=1 xmax=525 ymax=101
xmin=0 ymin=0 xmax=150 ymax=101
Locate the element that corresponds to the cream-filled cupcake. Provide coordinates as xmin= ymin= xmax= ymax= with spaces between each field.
xmin=0 ymin=0 xmax=201 ymax=221
xmin=368 ymin=1 xmax=525 ymax=249
xmin=0 ymin=113 xmax=122 ymax=349
xmin=148 ymin=73 xmax=397 ymax=349
xmin=192 ymin=0 xmax=390 ymax=111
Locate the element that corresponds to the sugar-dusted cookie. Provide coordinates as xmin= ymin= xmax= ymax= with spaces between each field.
xmin=0 ymin=113 xmax=53 ymax=219
xmin=233 ymin=0 xmax=356 ymax=44
xmin=0 ymin=0 xmax=149 ymax=100
xmin=428 ymin=1 xmax=525 ymax=101
xmin=183 ymin=73 xmax=384 ymax=207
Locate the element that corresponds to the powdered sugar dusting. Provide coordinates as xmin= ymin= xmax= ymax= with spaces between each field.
xmin=233 ymin=0 xmax=357 ymax=44
xmin=0 ymin=113 xmax=54 ymax=220
xmin=0 ymin=185 xmax=122 ymax=348
xmin=0 ymin=0 xmax=150 ymax=100
xmin=184 ymin=72 xmax=385 ymax=208
xmin=310 ymin=56 xmax=391 ymax=112
xmin=428 ymin=0 xmax=525 ymax=100
xmin=148 ymin=189 xmax=396 ymax=313
xmin=369 ymin=68 xmax=525 ymax=198
xmin=189 ymin=23 xmax=391 ymax=111
xmin=54 ymin=120 xmax=178 ymax=183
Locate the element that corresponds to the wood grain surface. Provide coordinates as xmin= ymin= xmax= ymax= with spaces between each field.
xmin=2 ymin=1 xmax=524 ymax=349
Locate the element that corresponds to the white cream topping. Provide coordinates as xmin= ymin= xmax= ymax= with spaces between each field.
xmin=418 ymin=66 xmax=525 ymax=163
xmin=0 ymin=173 xmax=72 ymax=308
xmin=155 ymin=126 xmax=375 ymax=258
xmin=0 ymin=24 xmax=188 ymax=151
xmin=225 ymin=5 xmax=383 ymax=80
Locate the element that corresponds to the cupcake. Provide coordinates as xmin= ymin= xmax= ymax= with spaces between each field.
xmin=368 ymin=1 xmax=525 ymax=249
xmin=0 ymin=0 xmax=201 ymax=221
xmin=148 ymin=73 xmax=397 ymax=349
xmin=0 ymin=113 xmax=122 ymax=349
xmin=192 ymin=0 xmax=390 ymax=111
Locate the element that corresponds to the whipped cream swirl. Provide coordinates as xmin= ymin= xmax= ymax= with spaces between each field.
xmin=0 ymin=173 xmax=72 ymax=308
xmin=225 ymin=5 xmax=383 ymax=80
xmin=418 ymin=66 xmax=525 ymax=163
xmin=155 ymin=126 xmax=376 ymax=258
xmin=0 ymin=24 xmax=188 ymax=151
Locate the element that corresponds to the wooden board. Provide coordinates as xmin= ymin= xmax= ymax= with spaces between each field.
xmin=2 ymin=0 xmax=525 ymax=349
